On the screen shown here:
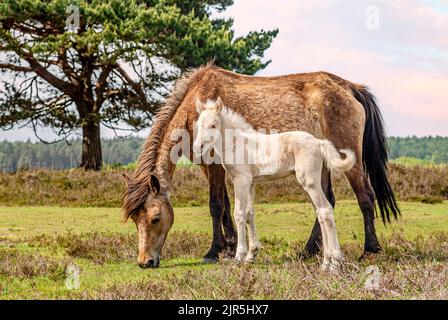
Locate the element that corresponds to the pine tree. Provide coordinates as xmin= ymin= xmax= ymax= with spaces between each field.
xmin=0 ymin=0 xmax=278 ymax=169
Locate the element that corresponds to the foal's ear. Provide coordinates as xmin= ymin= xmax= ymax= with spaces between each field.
xmin=195 ymin=97 xmax=204 ymax=114
xmin=215 ymin=97 xmax=224 ymax=113
xmin=149 ymin=175 xmax=161 ymax=195
xmin=122 ymin=173 xmax=132 ymax=187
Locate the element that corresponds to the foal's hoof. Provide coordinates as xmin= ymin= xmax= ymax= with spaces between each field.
xmin=234 ymin=252 xmax=247 ymax=264
xmin=321 ymin=257 xmax=344 ymax=274
xmin=244 ymin=256 xmax=256 ymax=264
xmin=202 ymin=257 xmax=218 ymax=264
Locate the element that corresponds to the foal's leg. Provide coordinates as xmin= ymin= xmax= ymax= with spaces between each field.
xmin=302 ymin=166 xmax=335 ymax=258
xmin=296 ymin=158 xmax=343 ymax=272
xmin=301 ymin=179 xmax=342 ymax=271
xmin=245 ymin=184 xmax=261 ymax=263
xmin=233 ymin=176 xmax=251 ymax=263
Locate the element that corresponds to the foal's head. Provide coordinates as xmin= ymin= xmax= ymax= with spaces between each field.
xmin=193 ymin=97 xmax=224 ymax=154
xmin=122 ymin=174 xmax=173 ymax=268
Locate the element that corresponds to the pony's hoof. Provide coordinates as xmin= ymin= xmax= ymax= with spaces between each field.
xmin=223 ymin=248 xmax=236 ymax=259
xmin=358 ymin=251 xmax=379 ymax=261
xmin=299 ymin=248 xmax=320 ymax=260
xmin=202 ymin=257 xmax=218 ymax=264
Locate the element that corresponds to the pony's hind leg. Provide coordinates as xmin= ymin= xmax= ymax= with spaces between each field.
xmin=345 ymin=164 xmax=381 ymax=257
xmin=245 ymin=184 xmax=261 ymax=263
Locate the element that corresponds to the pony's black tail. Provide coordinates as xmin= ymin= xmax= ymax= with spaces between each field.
xmin=351 ymin=84 xmax=400 ymax=223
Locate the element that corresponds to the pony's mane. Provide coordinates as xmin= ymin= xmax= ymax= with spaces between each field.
xmin=122 ymin=62 xmax=214 ymax=220
xmin=134 ymin=63 xmax=214 ymax=179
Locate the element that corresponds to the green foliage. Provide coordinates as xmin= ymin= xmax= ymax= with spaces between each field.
xmin=390 ymin=157 xmax=439 ymax=167
xmin=0 ymin=0 xmax=277 ymax=168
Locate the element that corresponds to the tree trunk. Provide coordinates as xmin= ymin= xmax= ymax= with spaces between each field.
xmin=81 ymin=119 xmax=102 ymax=170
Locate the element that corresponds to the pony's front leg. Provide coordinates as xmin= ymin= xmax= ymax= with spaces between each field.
xmin=233 ymin=176 xmax=251 ymax=263
xmin=245 ymin=184 xmax=261 ymax=263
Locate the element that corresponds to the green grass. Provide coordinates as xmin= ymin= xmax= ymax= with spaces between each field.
xmin=1 ymin=201 xmax=448 ymax=299
xmin=390 ymin=156 xmax=445 ymax=167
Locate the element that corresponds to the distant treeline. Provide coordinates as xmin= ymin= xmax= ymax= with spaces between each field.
xmin=0 ymin=136 xmax=447 ymax=172
xmin=388 ymin=136 xmax=448 ymax=163
xmin=0 ymin=137 xmax=143 ymax=172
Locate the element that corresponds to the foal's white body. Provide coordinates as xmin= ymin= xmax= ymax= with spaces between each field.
xmin=194 ymin=98 xmax=356 ymax=271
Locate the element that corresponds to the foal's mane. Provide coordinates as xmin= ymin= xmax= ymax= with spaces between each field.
xmin=219 ymin=106 xmax=255 ymax=132
xmin=122 ymin=63 xmax=214 ymax=220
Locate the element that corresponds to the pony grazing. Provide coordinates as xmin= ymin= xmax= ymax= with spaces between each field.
xmin=194 ymin=97 xmax=356 ymax=271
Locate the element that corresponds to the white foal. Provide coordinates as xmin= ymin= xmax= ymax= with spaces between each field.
xmin=193 ymin=97 xmax=356 ymax=272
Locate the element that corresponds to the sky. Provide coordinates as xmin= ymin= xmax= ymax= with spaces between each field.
xmin=1 ymin=0 xmax=447 ymax=141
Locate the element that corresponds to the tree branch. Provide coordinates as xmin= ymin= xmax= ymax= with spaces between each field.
xmin=115 ymin=63 xmax=146 ymax=98
xmin=57 ymin=47 xmax=80 ymax=86
xmin=0 ymin=63 xmax=33 ymax=72
xmin=1 ymin=34 xmax=79 ymax=98
xmin=95 ymin=65 xmax=113 ymax=101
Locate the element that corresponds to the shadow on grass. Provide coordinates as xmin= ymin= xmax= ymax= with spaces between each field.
xmin=162 ymin=260 xmax=205 ymax=268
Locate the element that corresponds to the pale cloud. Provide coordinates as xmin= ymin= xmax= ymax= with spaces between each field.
xmin=224 ymin=0 xmax=448 ymax=136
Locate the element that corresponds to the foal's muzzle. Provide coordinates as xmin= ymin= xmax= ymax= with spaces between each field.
xmin=139 ymin=257 xmax=160 ymax=269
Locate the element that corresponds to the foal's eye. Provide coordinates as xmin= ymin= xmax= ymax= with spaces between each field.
xmin=211 ymin=123 xmax=217 ymax=128
xmin=152 ymin=216 xmax=161 ymax=224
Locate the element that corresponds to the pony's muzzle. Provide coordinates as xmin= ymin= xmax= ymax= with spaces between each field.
xmin=139 ymin=257 xmax=160 ymax=269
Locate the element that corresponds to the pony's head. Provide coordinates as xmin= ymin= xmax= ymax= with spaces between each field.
xmin=122 ymin=174 xmax=173 ymax=268
xmin=193 ymin=97 xmax=224 ymax=155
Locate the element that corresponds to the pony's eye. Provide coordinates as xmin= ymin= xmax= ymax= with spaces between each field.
xmin=211 ymin=122 xmax=217 ymax=128
xmin=152 ymin=216 xmax=161 ymax=224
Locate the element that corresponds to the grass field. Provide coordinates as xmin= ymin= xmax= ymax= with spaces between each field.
xmin=1 ymin=201 xmax=448 ymax=299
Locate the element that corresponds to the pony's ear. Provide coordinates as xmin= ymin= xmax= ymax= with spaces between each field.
xmin=122 ymin=173 xmax=132 ymax=187
xmin=149 ymin=175 xmax=161 ymax=195
xmin=195 ymin=97 xmax=204 ymax=114
xmin=215 ymin=97 xmax=224 ymax=113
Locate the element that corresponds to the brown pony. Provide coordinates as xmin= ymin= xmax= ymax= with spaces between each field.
xmin=122 ymin=63 xmax=399 ymax=268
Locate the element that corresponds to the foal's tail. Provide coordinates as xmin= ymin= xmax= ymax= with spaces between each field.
xmin=319 ymin=140 xmax=356 ymax=173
